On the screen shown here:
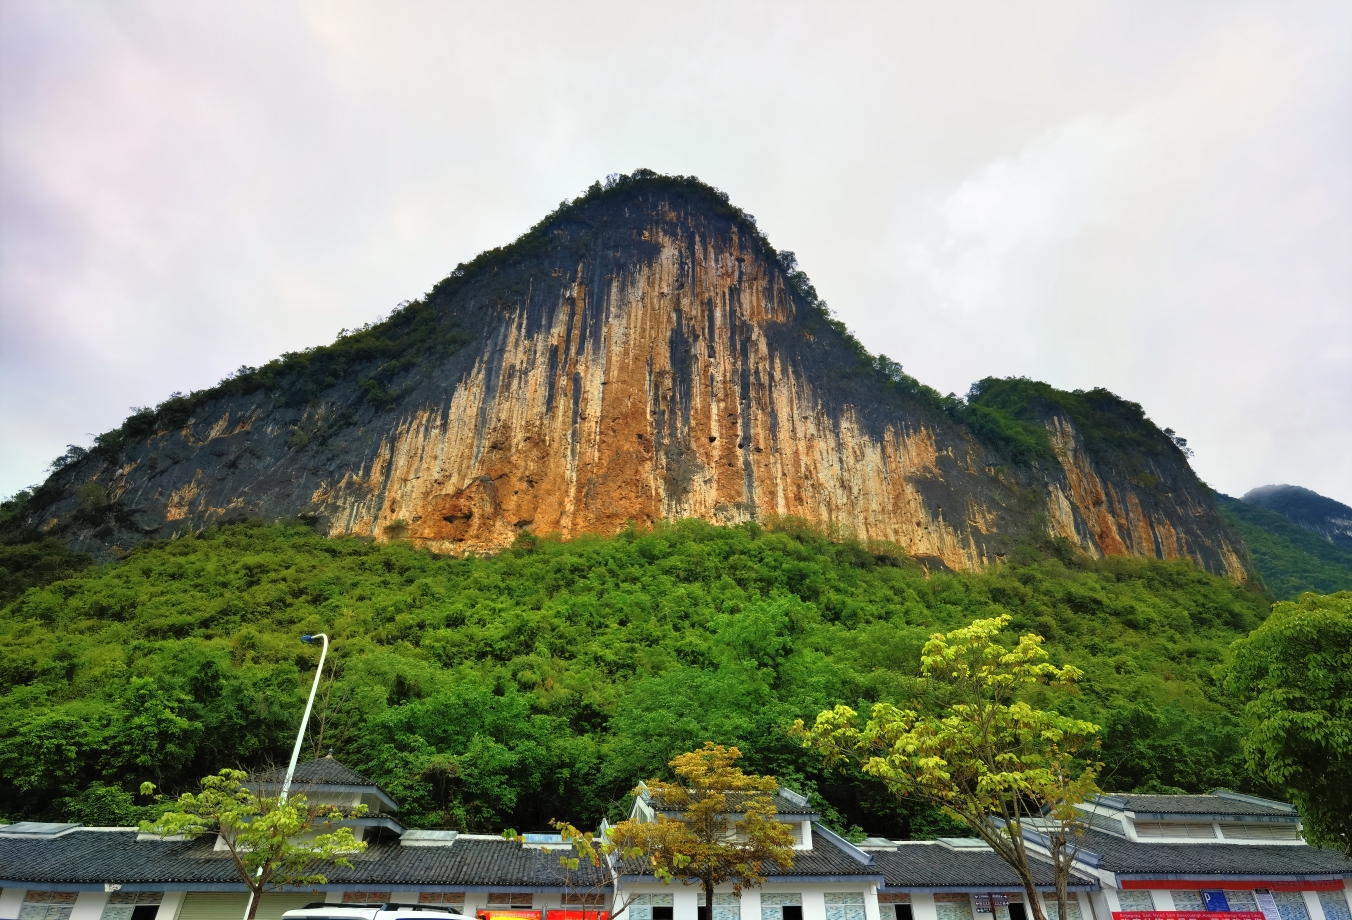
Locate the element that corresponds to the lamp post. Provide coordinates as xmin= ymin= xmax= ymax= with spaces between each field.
xmin=280 ymin=633 xmax=329 ymax=803
xmin=241 ymin=633 xmax=330 ymax=920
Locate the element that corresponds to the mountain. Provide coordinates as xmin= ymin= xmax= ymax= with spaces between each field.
xmin=1216 ymin=492 xmax=1352 ymax=599
xmin=6 ymin=171 xmax=1246 ymax=578
xmin=1240 ymin=484 xmax=1352 ymax=551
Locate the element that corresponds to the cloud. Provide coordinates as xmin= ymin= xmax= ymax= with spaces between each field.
xmin=1 ymin=0 xmax=1349 ymax=504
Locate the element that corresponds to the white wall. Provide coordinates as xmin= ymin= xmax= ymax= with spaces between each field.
xmin=0 ymin=889 xmax=28 ymax=920
xmin=1151 ymin=892 xmax=1175 ymax=912
xmin=801 ymin=892 xmax=825 ymax=920
xmin=673 ymin=887 xmax=699 ymax=920
xmin=1301 ymin=892 xmax=1327 ymax=920
xmin=158 ymin=891 xmax=187 ymax=920
xmin=910 ymin=894 xmax=937 ymax=920
xmin=863 ymin=887 xmax=880 ymax=920
xmin=70 ymin=891 xmax=109 ymax=920
xmin=741 ymin=889 xmax=762 ymax=920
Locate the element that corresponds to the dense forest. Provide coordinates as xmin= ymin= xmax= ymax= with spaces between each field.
xmin=0 ymin=518 xmax=1277 ymax=837
xmin=1216 ymin=495 xmax=1352 ymax=599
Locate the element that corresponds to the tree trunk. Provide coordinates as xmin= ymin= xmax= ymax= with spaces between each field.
xmin=1017 ymin=875 xmax=1046 ymax=920
xmin=704 ymin=879 xmax=714 ymax=920
xmin=246 ymin=889 xmax=262 ymax=920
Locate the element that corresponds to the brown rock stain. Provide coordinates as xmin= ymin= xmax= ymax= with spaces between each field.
xmin=319 ymin=227 xmax=982 ymax=569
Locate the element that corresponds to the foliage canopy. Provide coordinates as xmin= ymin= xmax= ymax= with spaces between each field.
xmin=0 ymin=519 xmax=1274 ymax=834
xmin=140 ymin=768 xmax=366 ymax=920
xmin=1222 ymin=591 xmax=1352 ymax=854
xmin=610 ymin=744 xmax=796 ymax=917
xmin=796 ymin=616 xmax=1099 ymax=920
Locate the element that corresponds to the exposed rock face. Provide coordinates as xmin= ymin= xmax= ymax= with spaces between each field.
xmin=23 ymin=178 xmax=1248 ymax=578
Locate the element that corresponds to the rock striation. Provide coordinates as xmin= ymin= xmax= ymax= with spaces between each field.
xmin=18 ymin=173 xmax=1248 ymax=578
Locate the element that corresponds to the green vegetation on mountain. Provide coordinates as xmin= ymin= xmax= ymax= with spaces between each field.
xmin=1222 ymin=591 xmax=1352 ymax=854
xmin=0 ymin=520 xmax=1275 ymax=835
xmin=1242 ymin=484 xmax=1352 ymax=551
xmin=1216 ymin=495 xmax=1352 ymax=599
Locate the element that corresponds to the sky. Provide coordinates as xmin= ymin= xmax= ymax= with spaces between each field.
xmin=2 ymin=1 xmax=1349 ymax=506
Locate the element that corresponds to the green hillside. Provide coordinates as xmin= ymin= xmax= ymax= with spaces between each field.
xmin=1217 ymin=495 xmax=1352 ymax=599
xmin=0 ymin=521 xmax=1275 ymax=836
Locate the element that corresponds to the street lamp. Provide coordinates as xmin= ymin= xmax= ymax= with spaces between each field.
xmin=280 ymin=633 xmax=329 ymax=803
xmin=241 ymin=633 xmax=330 ymax=920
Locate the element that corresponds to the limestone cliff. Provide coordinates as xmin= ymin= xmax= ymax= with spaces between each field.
xmin=16 ymin=172 xmax=1248 ymax=578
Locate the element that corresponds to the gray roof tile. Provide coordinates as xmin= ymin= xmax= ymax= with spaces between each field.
xmin=253 ymin=758 xmax=377 ymax=789
xmin=0 ymin=831 xmax=606 ymax=889
xmin=1077 ymin=829 xmax=1352 ymax=877
xmin=869 ymin=845 xmax=1092 ymax=889
xmin=1095 ymin=794 xmax=1294 ymax=818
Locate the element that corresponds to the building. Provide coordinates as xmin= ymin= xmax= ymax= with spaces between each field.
xmin=1021 ymin=791 xmax=1352 ymax=920
xmin=3 ymin=764 xmax=1349 ymax=920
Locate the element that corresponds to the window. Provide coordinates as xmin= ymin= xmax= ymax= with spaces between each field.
xmin=487 ymin=896 xmax=533 ymax=909
xmin=1171 ymin=892 xmax=1205 ymax=912
xmin=1134 ymin=822 xmax=1216 ymax=839
xmin=103 ymin=893 xmax=163 ymax=920
xmin=629 ymin=895 xmax=673 ymax=920
xmin=696 ymin=895 xmax=739 ymax=920
xmin=934 ymin=893 xmax=972 ymax=920
xmin=1116 ymin=893 xmax=1155 ymax=913
xmin=878 ymin=893 xmax=911 ymax=920
xmin=1272 ymin=892 xmax=1309 ymax=920
xmin=1042 ymin=899 xmax=1082 ymax=920
xmin=20 ymin=893 xmax=78 ymax=920
xmin=762 ymin=894 xmax=801 ymax=920
xmin=1318 ymin=892 xmax=1352 ymax=920
xmin=421 ymin=896 xmax=467 ymax=906
xmin=825 ymin=893 xmax=865 ymax=920
xmin=345 ymin=894 xmax=393 ymax=905
xmin=1219 ymin=824 xmax=1302 ymax=841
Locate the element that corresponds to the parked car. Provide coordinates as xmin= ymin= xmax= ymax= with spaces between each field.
xmin=283 ymin=905 xmax=465 ymax=920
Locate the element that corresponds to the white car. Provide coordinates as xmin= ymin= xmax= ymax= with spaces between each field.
xmin=284 ymin=905 xmax=466 ymax=920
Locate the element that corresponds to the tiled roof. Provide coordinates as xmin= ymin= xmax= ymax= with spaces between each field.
xmin=252 ymin=758 xmax=376 ymax=788
xmin=1075 ymin=830 xmax=1352 ymax=877
xmin=869 ymin=844 xmax=1092 ymax=889
xmin=1094 ymin=794 xmax=1294 ymax=818
xmin=612 ymin=830 xmax=876 ymax=881
xmin=0 ymin=831 xmax=606 ymax=888
xmin=644 ymin=790 xmax=818 ymax=817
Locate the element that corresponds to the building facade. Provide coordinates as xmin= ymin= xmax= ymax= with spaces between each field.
xmin=2 ymin=764 xmax=1348 ymax=920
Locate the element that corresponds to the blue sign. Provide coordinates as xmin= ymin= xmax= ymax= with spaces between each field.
xmin=1202 ymin=892 xmax=1231 ymax=913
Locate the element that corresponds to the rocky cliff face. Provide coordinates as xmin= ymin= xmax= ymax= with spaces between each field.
xmin=18 ymin=174 xmax=1248 ymax=578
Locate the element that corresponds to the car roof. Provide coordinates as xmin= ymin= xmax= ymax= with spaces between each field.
xmin=282 ymin=910 xmax=463 ymax=918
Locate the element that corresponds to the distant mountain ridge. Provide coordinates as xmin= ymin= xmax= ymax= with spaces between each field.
xmin=1241 ymin=484 xmax=1352 ymax=551
xmin=5 ymin=170 xmax=1247 ymax=578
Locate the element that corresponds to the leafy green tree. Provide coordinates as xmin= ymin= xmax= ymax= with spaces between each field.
xmin=796 ymin=616 xmax=1100 ymax=920
xmin=140 ymin=769 xmax=366 ymax=920
xmin=2 ymin=519 xmax=1271 ymax=830
xmin=609 ymin=744 xmax=796 ymax=920
xmin=1222 ymin=591 xmax=1352 ymax=854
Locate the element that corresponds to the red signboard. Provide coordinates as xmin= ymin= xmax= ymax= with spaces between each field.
xmin=477 ymin=912 xmax=542 ymax=920
xmin=1113 ymin=913 xmax=1266 ymax=920
xmin=1118 ymin=880 xmax=1345 ymax=892
xmin=546 ymin=912 xmax=610 ymax=920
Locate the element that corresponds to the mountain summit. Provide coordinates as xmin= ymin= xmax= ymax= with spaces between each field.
xmin=15 ymin=171 xmax=1246 ymax=576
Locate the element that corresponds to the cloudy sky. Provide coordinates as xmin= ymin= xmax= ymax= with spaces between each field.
xmin=2 ymin=1 xmax=1349 ymax=505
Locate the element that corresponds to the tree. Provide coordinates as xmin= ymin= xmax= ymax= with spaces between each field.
xmin=608 ymin=744 xmax=796 ymax=920
xmin=140 ymin=769 xmax=367 ymax=920
xmin=1222 ymin=591 xmax=1352 ymax=854
xmin=795 ymin=616 xmax=1100 ymax=920
xmin=506 ymin=820 xmax=667 ymax=920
